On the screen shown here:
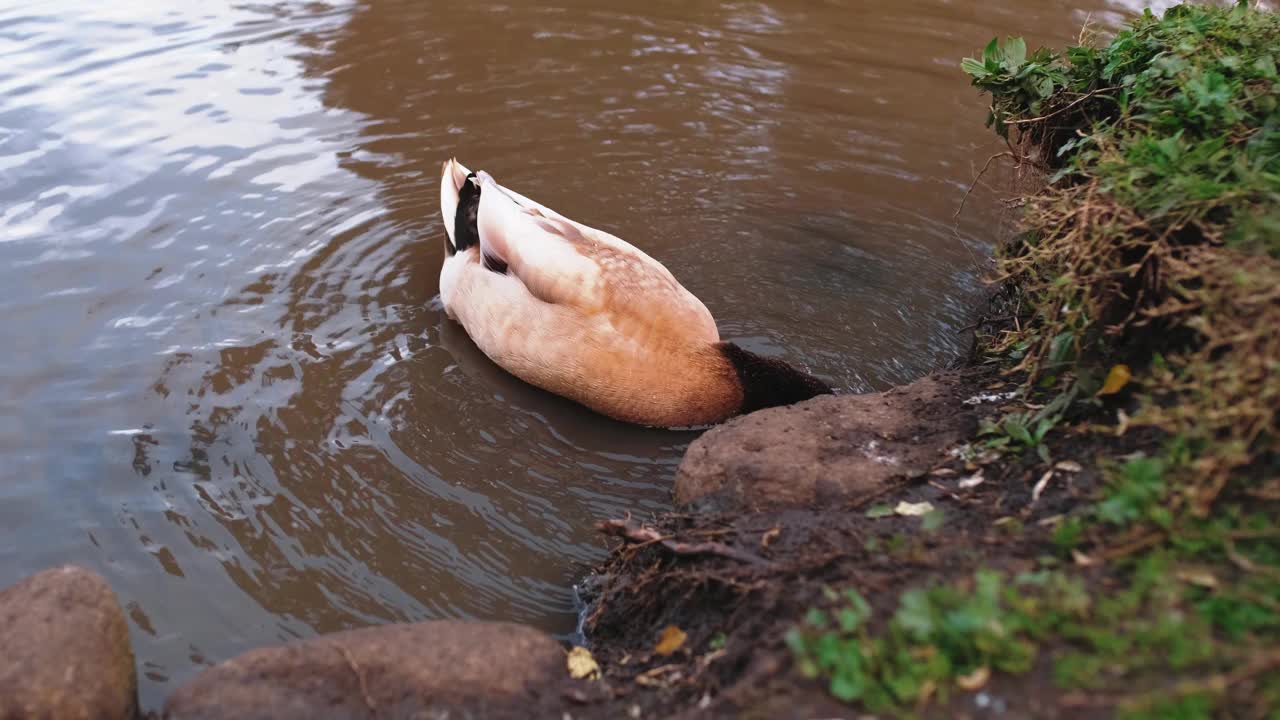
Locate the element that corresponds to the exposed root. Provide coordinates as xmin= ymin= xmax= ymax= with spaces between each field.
xmin=596 ymin=518 xmax=771 ymax=566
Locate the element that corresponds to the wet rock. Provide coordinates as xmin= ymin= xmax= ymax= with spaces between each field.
xmin=164 ymin=620 xmax=567 ymax=720
xmin=675 ymin=374 xmax=976 ymax=510
xmin=0 ymin=565 xmax=138 ymax=720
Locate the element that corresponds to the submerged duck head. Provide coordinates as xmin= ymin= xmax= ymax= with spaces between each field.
xmin=716 ymin=342 xmax=833 ymax=415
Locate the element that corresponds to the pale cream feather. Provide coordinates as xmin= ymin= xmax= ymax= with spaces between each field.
xmin=438 ymin=158 xmax=739 ymax=427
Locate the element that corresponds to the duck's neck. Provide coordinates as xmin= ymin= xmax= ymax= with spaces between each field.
xmin=714 ymin=342 xmax=833 ymax=413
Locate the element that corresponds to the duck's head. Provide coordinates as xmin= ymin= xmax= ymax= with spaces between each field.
xmin=716 ymin=342 xmax=834 ymax=414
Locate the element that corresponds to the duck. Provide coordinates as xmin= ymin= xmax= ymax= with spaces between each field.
xmin=437 ymin=158 xmax=832 ymax=428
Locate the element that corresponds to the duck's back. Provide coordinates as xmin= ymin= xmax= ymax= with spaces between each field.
xmin=468 ymin=171 xmax=720 ymax=349
xmin=440 ymin=161 xmax=745 ymax=425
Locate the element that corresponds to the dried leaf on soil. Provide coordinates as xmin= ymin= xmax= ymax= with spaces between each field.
xmin=655 ymin=625 xmax=687 ymax=656
xmin=1031 ymin=470 xmax=1054 ymax=504
xmin=894 ymin=501 xmax=935 ymax=516
xmin=567 ymin=646 xmax=600 ymax=680
xmin=1097 ymin=364 xmax=1131 ymax=396
xmin=957 ymin=665 xmax=991 ymax=691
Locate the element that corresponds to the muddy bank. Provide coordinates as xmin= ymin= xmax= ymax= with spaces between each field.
xmin=575 ymin=366 xmax=1081 ymax=719
xmin=0 ymin=371 xmax=1002 ymax=720
xmin=0 ymin=361 xmax=1182 ymax=719
xmin=574 ymin=6 xmax=1279 ymax=718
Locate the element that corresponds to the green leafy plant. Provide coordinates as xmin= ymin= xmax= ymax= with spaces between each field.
xmin=1096 ymin=455 xmax=1168 ymax=527
xmin=961 ymin=37 xmax=1067 ymax=136
xmin=951 ymin=5 xmax=1280 ymax=717
xmin=967 ymin=2 xmax=1279 ymax=509
xmin=786 ymin=573 xmax=1051 ymax=713
xmin=979 ymin=408 xmax=1059 ymax=463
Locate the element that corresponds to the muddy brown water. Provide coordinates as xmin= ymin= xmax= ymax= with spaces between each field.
xmin=1 ymin=0 xmax=1171 ymax=708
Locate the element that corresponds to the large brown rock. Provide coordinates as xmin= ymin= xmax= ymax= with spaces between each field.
xmin=675 ymin=374 xmax=976 ymax=510
xmin=0 ymin=565 xmax=138 ymax=720
xmin=163 ymin=620 xmax=567 ymax=720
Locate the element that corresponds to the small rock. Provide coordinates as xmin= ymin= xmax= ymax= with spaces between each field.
xmin=164 ymin=620 xmax=566 ymax=720
xmin=674 ymin=375 xmax=977 ymax=510
xmin=0 ymin=565 xmax=138 ymax=720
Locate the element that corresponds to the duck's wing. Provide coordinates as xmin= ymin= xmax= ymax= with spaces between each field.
xmin=473 ymin=172 xmax=615 ymax=311
xmin=479 ymin=173 xmax=719 ymax=344
xmin=440 ymin=159 xmax=718 ymax=343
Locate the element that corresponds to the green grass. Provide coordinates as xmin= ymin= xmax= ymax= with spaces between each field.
xmin=788 ymin=4 xmax=1279 ymax=716
xmin=962 ymin=1 xmax=1279 ymax=507
xmin=1095 ymin=453 xmax=1170 ymax=528
xmin=790 ymin=539 xmax=1279 ymax=716
xmin=786 ymin=554 xmax=1274 ymax=715
xmin=785 ymin=574 xmax=1048 ymax=713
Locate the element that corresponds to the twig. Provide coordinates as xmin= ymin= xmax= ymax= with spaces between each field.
xmin=958 ymin=314 xmax=1015 ymax=333
xmin=1004 ymin=86 xmax=1118 ymax=126
xmin=1225 ymin=538 xmax=1280 ymax=579
xmin=1225 ymin=529 xmax=1280 ymax=540
xmin=597 ymin=519 xmax=770 ymax=566
xmin=1077 ymin=13 xmax=1096 ymax=45
xmin=954 ymin=151 xmax=1015 ymax=222
xmin=634 ymin=663 xmax=684 ymax=687
xmin=1127 ymin=650 xmax=1280 ymax=711
xmin=1097 ymin=530 xmax=1166 ymax=561
xmin=846 ymin=480 xmax=910 ymax=511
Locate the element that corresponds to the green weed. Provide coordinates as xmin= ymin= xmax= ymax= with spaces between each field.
xmin=839 ymin=8 xmax=1280 ymax=717
xmin=964 ymin=1 xmax=1278 ymax=513
xmin=1096 ymin=455 xmax=1168 ymax=528
xmin=786 ymin=572 xmax=1099 ymax=713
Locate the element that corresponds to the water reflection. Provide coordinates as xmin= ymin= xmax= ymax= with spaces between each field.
xmin=0 ymin=0 xmax=1161 ymax=709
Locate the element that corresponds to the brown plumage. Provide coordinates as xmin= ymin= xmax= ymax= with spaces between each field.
xmin=438 ymin=158 xmax=831 ymax=427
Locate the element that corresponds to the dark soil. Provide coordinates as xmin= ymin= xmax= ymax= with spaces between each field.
xmin=565 ymin=359 xmax=1159 ymax=719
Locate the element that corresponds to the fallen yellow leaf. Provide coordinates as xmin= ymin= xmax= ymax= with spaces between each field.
xmin=1098 ymin=364 xmax=1132 ymax=396
xmin=567 ymin=646 xmax=600 ymax=680
xmin=956 ymin=665 xmax=990 ymax=691
xmin=654 ymin=625 xmax=687 ymax=656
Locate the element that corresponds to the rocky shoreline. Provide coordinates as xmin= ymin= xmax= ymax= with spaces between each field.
xmin=1 ymin=372 xmax=986 ymax=719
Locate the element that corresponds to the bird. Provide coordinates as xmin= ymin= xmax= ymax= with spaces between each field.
xmin=437 ymin=158 xmax=832 ymax=428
